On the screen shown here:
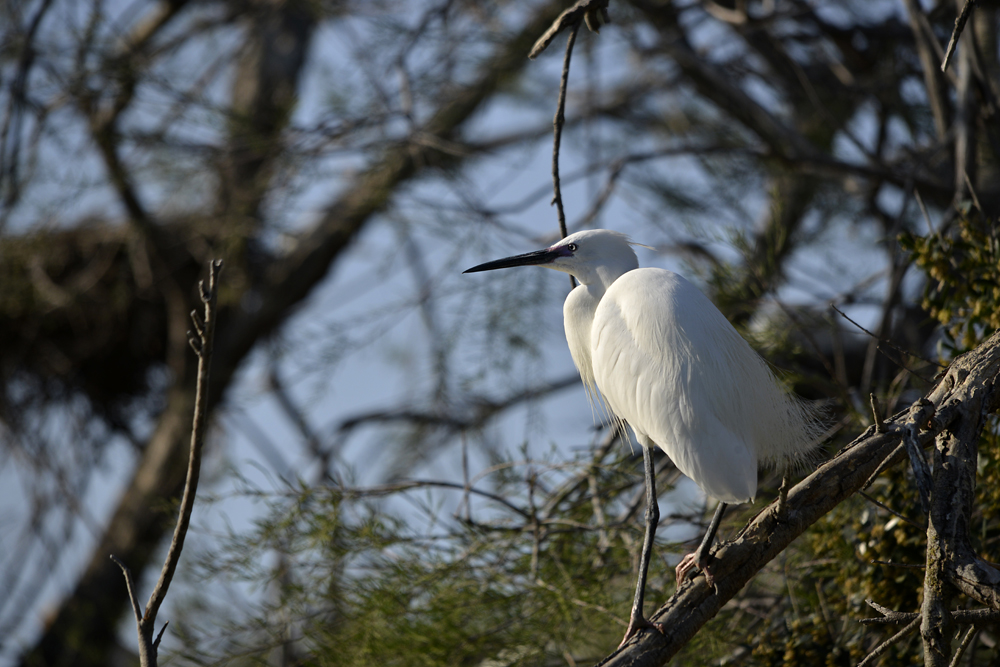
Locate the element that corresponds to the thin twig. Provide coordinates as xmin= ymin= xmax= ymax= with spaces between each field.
xmin=529 ymin=0 xmax=609 ymax=59
xmin=776 ymin=472 xmax=791 ymax=518
xmin=831 ymin=303 xmax=944 ymax=372
xmin=869 ymin=559 xmax=925 ymax=569
xmin=552 ymin=20 xmax=581 ymax=287
xmin=962 ymin=169 xmax=982 ymax=212
xmin=146 ymin=259 xmax=222 ymax=614
xmin=857 ymin=616 xmax=921 ymax=667
xmin=901 ymin=399 xmax=934 ymax=514
xmin=941 ymin=0 xmax=978 ymax=73
xmin=870 ymin=394 xmax=885 ymax=434
xmin=109 ymin=554 xmax=142 ymax=623
xmin=152 ymin=621 xmax=169 ymax=650
xmin=859 ymin=490 xmax=926 ymax=531
xmin=862 ymin=442 xmax=905 ymax=491
xmin=860 ymin=602 xmax=1000 ymax=626
xmin=341 ymin=478 xmax=532 ymax=520
xmin=914 ymin=189 xmax=935 ymax=236
xmin=113 ymin=259 xmax=223 ymax=667
xmin=948 ymin=626 xmax=976 ymax=667
xmin=551 ymin=22 xmax=579 ymax=238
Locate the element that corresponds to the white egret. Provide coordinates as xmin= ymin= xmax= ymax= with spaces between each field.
xmin=465 ymin=229 xmax=817 ymax=646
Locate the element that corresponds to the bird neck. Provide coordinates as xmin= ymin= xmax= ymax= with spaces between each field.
xmin=576 ymin=263 xmax=633 ymax=295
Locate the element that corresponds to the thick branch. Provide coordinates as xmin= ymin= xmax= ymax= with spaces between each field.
xmin=921 ymin=347 xmax=1000 ymax=655
xmin=597 ymin=330 xmax=1000 ymax=667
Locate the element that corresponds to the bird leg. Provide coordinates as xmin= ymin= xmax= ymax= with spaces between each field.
xmin=675 ymin=501 xmax=728 ymax=588
xmin=619 ymin=444 xmax=666 ymax=648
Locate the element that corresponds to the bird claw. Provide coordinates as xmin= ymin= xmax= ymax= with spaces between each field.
xmin=675 ymin=551 xmax=716 ymax=588
xmin=618 ymin=613 xmax=666 ymax=649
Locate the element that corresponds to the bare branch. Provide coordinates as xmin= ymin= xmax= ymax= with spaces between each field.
xmin=870 ymin=394 xmax=885 ymax=434
xmin=902 ymin=400 xmax=934 ymax=514
xmin=552 ymin=21 xmax=580 ymax=244
xmin=529 ymin=0 xmax=609 ymax=59
xmin=948 ymin=626 xmax=976 ymax=667
xmin=152 ymin=621 xmax=169 ymax=651
xmin=860 ymin=600 xmax=1000 ymax=626
xmin=857 ymin=617 xmax=921 ymax=667
xmin=942 ymin=0 xmax=979 ymax=73
xmin=109 ymin=555 xmax=142 ymax=624
xmin=114 ymin=260 xmax=222 ymax=667
xmin=144 ymin=261 xmax=222 ymax=615
xmin=859 ymin=490 xmax=925 ymax=532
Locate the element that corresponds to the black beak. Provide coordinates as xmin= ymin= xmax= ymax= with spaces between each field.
xmin=463 ymin=248 xmax=562 ymax=274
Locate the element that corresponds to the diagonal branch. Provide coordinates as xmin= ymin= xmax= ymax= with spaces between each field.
xmin=941 ymin=0 xmax=979 ymax=73
xmin=596 ymin=329 xmax=1000 ymax=667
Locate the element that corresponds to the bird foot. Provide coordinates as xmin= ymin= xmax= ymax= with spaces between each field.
xmin=675 ymin=551 xmax=716 ymax=588
xmin=618 ymin=613 xmax=666 ymax=649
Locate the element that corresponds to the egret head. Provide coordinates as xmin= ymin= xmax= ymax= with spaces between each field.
xmin=463 ymin=229 xmax=640 ymax=288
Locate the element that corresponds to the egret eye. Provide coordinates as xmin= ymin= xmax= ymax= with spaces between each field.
xmin=567 ymin=243 xmax=578 ymax=252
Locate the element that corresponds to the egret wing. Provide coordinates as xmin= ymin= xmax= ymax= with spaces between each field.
xmin=590 ymin=268 xmax=758 ymax=503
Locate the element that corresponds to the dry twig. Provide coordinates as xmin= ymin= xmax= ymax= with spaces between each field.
xmin=529 ymin=0 xmax=609 ymax=59
xmin=551 ymin=20 xmax=580 ymax=246
xmin=111 ymin=259 xmax=223 ymax=667
xmin=941 ymin=0 xmax=978 ymax=73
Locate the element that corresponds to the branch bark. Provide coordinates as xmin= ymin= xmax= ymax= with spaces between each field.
xmin=597 ymin=330 xmax=1000 ymax=667
xmin=920 ymin=335 xmax=1000 ymax=664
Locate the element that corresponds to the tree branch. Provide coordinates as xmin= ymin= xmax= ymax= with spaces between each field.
xmin=112 ymin=259 xmax=222 ymax=667
xmin=596 ymin=329 xmax=1000 ymax=667
xmin=551 ymin=20 xmax=580 ymax=243
xmin=901 ymin=0 xmax=952 ymax=139
xmin=942 ymin=0 xmax=979 ymax=73
xmin=861 ymin=599 xmax=1000 ymax=626
xmin=529 ymin=0 xmax=609 ymax=59
xmin=857 ymin=616 xmax=921 ymax=667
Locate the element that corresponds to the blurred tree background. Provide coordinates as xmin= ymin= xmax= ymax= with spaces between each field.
xmin=1 ymin=0 xmax=998 ymax=665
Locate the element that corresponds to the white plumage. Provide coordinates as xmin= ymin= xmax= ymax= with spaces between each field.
xmin=590 ymin=267 xmax=815 ymax=501
xmin=465 ymin=228 xmax=817 ymax=646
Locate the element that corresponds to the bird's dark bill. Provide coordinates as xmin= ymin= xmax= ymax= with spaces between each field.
xmin=463 ymin=247 xmax=566 ymax=273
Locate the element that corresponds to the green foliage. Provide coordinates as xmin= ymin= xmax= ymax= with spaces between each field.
xmin=171 ymin=452 xmax=674 ymax=666
xmin=900 ymin=213 xmax=1000 ymax=354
